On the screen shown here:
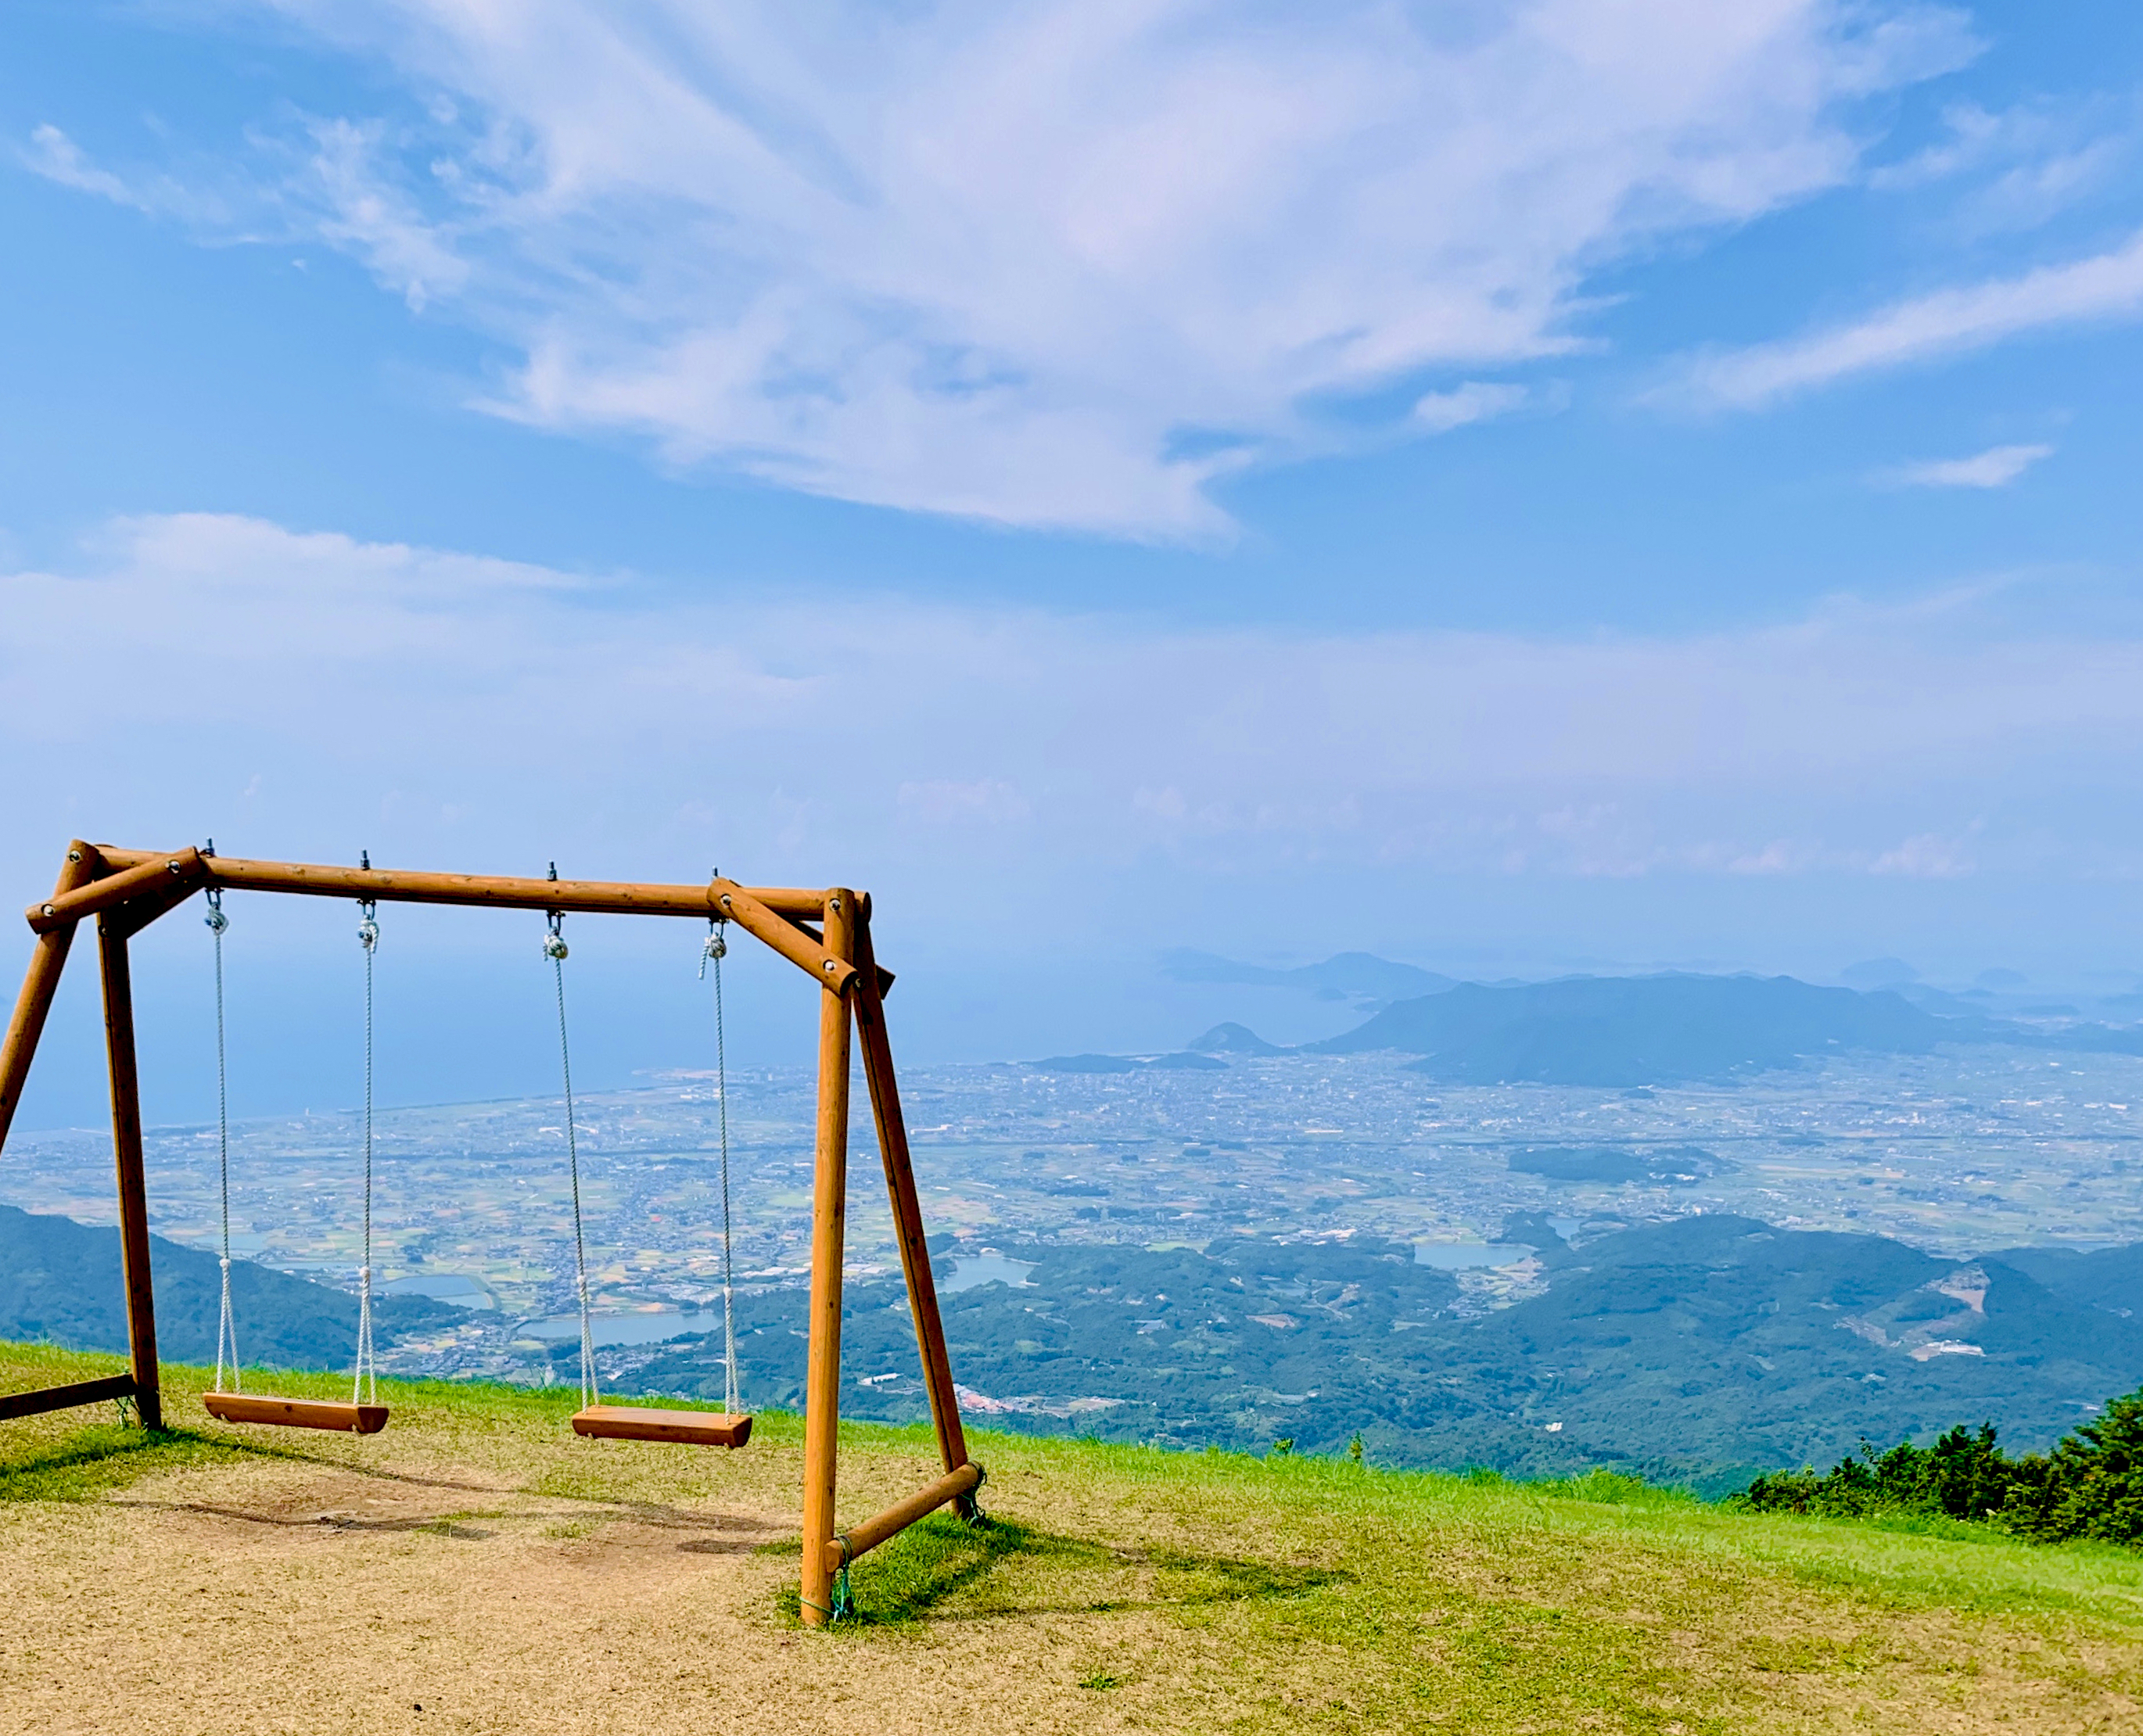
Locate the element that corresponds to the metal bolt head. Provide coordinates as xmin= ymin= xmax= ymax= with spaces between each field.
xmin=41 ymin=903 xmax=54 ymax=916
xmin=66 ymin=849 xmax=82 ymax=863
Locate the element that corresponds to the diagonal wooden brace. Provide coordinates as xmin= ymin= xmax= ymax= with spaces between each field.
xmin=853 ymin=911 xmax=971 ymax=1482
xmin=27 ymin=848 xmax=203 ymax=935
xmin=824 ymin=1462 xmax=986 ymax=1575
xmin=713 ymin=879 xmax=859 ymax=995
xmin=0 ymin=842 xmax=101 ymax=1153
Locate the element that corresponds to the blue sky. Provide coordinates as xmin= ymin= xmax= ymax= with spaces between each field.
xmin=4 ymin=2 xmax=2143 ymax=1122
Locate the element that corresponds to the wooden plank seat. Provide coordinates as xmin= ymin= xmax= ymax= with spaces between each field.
xmin=571 ymin=1405 xmax=752 ymax=1448
xmin=203 ymin=1392 xmax=389 ymax=1433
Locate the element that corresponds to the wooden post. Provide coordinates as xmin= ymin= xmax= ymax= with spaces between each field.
xmin=798 ymin=888 xmax=856 ymax=1626
xmin=853 ymin=911 xmax=971 ymax=1483
xmin=0 ymin=842 xmax=99 ymax=1154
xmin=97 ymin=915 xmax=161 ymax=1429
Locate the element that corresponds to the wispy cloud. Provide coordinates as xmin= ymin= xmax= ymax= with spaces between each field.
xmin=1881 ymin=443 xmax=2052 ymax=490
xmin=1413 ymin=382 xmax=1531 ymax=435
xmin=1866 ymin=95 xmax=2138 ymax=237
xmin=1674 ymin=228 xmax=2143 ymax=409
xmin=7 ymin=514 xmax=2141 ymax=919
xmin=23 ymin=123 xmax=142 ymax=207
xmin=35 ymin=2 xmax=1972 ymax=536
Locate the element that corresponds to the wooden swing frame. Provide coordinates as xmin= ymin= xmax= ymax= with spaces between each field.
xmin=0 ymin=840 xmax=977 ymax=1626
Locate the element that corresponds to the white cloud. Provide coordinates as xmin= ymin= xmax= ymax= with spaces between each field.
xmin=1413 ymin=382 xmax=1531 ymax=434
xmin=6 ymin=514 xmax=2142 ymax=921
xmin=1868 ymin=830 xmax=1976 ymax=878
xmin=1675 ymin=228 xmax=2143 ymax=409
xmin=41 ymin=2 xmax=1970 ymax=536
xmin=1867 ymin=96 xmax=2136 ymax=237
xmin=23 ymin=123 xmax=142 ymax=207
xmin=1882 ymin=443 xmax=2052 ymax=490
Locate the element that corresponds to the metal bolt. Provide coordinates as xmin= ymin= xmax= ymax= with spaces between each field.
xmin=66 ymin=849 xmax=82 ymax=863
xmin=167 ymin=859 xmax=181 ymax=873
xmin=41 ymin=903 xmax=55 ymax=916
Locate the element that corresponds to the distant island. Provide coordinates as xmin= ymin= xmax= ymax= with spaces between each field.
xmin=1058 ymin=961 xmax=2143 ymax=1088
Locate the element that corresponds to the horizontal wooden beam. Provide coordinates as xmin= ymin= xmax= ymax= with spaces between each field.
xmin=87 ymin=849 xmax=831 ymax=923
xmin=70 ymin=848 xmax=861 ymax=994
xmin=824 ymin=1460 xmax=984 ymax=1574
xmin=0 ymin=1373 xmax=135 ymax=1422
xmin=25 ymin=848 xmax=202 ymax=934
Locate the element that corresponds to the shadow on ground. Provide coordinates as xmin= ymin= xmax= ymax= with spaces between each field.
xmin=772 ymin=1511 xmax=1350 ymax=1629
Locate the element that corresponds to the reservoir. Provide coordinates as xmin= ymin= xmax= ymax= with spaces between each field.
xmin=1414 ymin=1243 xmax=1534 ymax=1270
xmin=942 ymin=1252 xmax=1038 ymax=1291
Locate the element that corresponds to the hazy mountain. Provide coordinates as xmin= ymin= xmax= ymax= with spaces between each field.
xmin=1312 ymin=973 xmax=1958 ymax=1085
xmin=1161 ymin=949 xmax=1454 ymax=1006
xmin=1029 ymin=1052 xmax=1228 ymax=1074
xmin=0 ymin=1203 xmax=465 ymax=1372
xmin=1186 ymin=1022 xmax=1285 ymax=1056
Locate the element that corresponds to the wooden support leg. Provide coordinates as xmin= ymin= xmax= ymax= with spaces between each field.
xmin=799 ymin=889 xmax=856 ymax=1627
xmin=0 ymin=842 xmax=99 ymax=1154
xmin=853 ymin=911 xmax=971 ymax=1488
xmin=97 ymin=916 xmax=161 ymax=1430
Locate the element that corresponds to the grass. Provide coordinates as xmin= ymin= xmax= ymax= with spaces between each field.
xmin=7 ymin=1339 xmax=2143 ymax=1734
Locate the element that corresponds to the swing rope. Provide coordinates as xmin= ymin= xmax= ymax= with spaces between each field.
xmin=352 ymin=898 xmax=380 ymax=1407
xmin=207 ymin=884 xmax=239 ymax=1395
xmin=547 ymin=888 xmax=598 ymax=1411
xmin=701 ymin=912 xmax=740 ymax=1417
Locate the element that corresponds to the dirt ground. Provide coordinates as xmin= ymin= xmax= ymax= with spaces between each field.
xmin=2 ymin=1431 xmax=1209 ymax=1736
xmin=6 ymin=1376 xmax=2143 ymax=1734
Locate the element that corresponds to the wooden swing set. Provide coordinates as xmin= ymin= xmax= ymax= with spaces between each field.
xmin=0 ymin=841 xmax=978 ymax=1626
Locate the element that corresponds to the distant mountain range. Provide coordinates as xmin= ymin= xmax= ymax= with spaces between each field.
xmin=1059 ymin=963 xmax=2143 ymax=1087
xmin=1312 ymin=973 xmax=1954 ymax=1085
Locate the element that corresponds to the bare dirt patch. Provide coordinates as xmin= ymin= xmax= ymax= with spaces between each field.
xmin=5 ymin=1362 xmax=2143 ymax=1735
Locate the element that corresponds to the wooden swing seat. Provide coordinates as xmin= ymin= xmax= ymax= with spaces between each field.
xmin=203 ymin=1392 xmax=389 ymax=1433
xmin=572 ymin=1405 xmax=752 ymax=1448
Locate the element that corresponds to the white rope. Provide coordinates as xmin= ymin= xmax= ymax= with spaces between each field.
xmin=547 ymin=898 xmax=598 ymax=1411
xmin=352 ymin=900 xmax=380 ymax=1407
xmin=702 ymin=915 xmax=741 ymax=1417
xmin=206 ymin=885 xmax=239 ymax=1395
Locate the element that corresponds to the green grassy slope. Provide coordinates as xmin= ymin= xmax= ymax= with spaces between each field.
xmin=6 ymin=1340 xmax=2143 ymax=1731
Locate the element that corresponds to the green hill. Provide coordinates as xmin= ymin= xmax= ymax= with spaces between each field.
xmin=0 ymin=1203 xmax=465 ymax=1369
xmin=3 ymin=1339 xmax=2141 ymax=1732
xmin=613 ymin=1214 xmax=2143 ymax=1491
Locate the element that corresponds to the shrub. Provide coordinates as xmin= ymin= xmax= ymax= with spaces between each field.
xmin=1739 ymin=1386 xmax=2143 ymax=1546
